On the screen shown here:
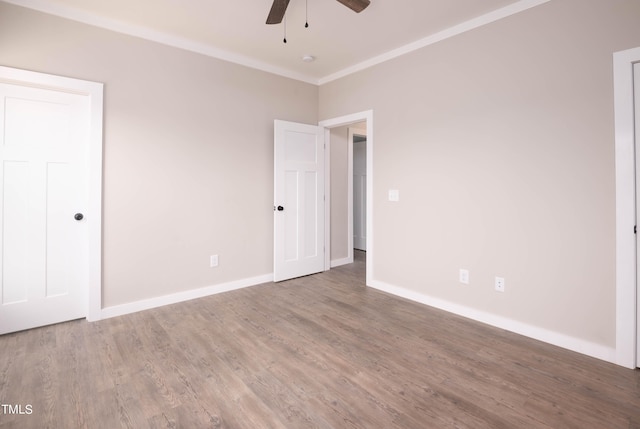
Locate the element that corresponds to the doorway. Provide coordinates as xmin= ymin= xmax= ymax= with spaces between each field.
xmin=351 ymin=127 xmax=367 ymax=252
xmin=320 ymin=110 xmax=373 ymax=286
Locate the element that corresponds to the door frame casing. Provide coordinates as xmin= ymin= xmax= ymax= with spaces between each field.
xmin=0 ymin=66 xmax=104 ymax=322
xmin=320 ymin=110 xmax=373 ymax=285
xmin=613 ymin=47 xmax=640 ymax=368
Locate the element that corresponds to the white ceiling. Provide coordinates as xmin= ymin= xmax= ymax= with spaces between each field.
xmin=5 ymin=0 xmax=548 ymax=84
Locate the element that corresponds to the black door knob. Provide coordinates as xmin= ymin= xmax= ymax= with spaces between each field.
xmin=277 ymin=206 xmax=284 ymax=211
xmin=74 ymin=213 xmax=84 ymax=221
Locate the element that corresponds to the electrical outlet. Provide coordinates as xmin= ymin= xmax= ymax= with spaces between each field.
xmin=459 ymin=269 xmax=469 ymax=285
xmin=495 ymin=276 xmax=505 ymax=292
xmin=210 ymin=255 xmax=219 ymax=268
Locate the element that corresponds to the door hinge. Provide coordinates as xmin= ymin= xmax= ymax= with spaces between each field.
xmin=635 ymin=225 xmax=637 ymax=234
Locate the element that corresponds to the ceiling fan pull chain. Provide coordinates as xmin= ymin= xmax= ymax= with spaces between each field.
xmin=305 ymin=0 xmax=309 ymax=28
xmin=283 ymin=15 xmax=287 ymax=43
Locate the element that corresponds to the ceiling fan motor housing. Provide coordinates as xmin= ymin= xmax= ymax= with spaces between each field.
xmin=266 ymin=0 xmax=370 ymax=24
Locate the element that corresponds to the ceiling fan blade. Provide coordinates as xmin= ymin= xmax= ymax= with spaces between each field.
xmin=336 ymin=0 xmax=370 ymax=13
xmin=266 ymin=0 xmax=290 ymax=24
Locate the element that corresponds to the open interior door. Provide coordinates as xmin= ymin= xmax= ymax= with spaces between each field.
xmin=635 ymin=62 xmax=640 ymax=368
xmin=274 ymin=120 xmax=325 ymax=282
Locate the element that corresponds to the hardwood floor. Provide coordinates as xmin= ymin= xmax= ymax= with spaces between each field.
xmin=1 ymin=251 xmax=639 ymax=428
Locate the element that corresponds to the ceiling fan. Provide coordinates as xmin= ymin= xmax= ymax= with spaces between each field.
xmin=266 ymin=0 xmax=370 ymax=24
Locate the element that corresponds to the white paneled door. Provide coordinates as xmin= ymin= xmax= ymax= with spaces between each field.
xmin=635 ymin=62 xmax=640 ymax=368
xmin=0 ymin=83 xmax=89 ymax=334
xmin=274 ymin=120 xmax=325 ymax=282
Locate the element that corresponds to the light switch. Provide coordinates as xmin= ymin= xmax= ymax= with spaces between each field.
xmin=388 ymin=189 xmax=400 ymax=202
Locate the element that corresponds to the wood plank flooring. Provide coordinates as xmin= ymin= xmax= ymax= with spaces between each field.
xmin=1 ymin=251 xmax=639 ymax=428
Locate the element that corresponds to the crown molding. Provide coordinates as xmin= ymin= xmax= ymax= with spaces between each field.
xmin=2 ymin=0 xmax=319 ymax=84
xmin=4 ymin=0 xmax=550 ymax=86
xmin=318 ymin=0 xmax=551 ymax=85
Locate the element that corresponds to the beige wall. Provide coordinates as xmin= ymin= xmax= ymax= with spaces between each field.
xmin=0 ymin=2 xmax=318 ymax=307
xmin=319 ymin=0 xmax=640 ymax=348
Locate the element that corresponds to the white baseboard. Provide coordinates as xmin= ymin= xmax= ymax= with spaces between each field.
xmin=100 ymin=273 xmax=273 ymax=320
xmin=331 ymin=256 xmax=353 ymax=268
xmin=368 ymin=279 xmax=617 ymax=365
